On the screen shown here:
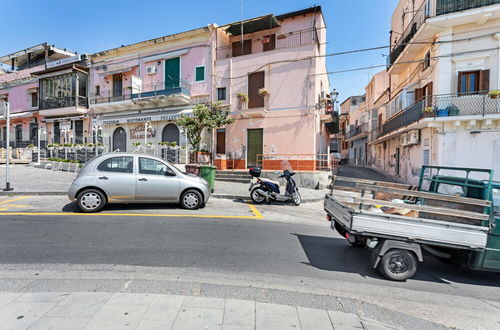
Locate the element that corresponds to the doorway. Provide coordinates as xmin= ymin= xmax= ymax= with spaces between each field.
xmin=165 ymin=57 xmax=180 ymax=89
xmin=247 ymin=128 xmax=263 ymax=168
xmin=112 ymin=74 xmax=123 ymax=98
xmin=162 ymin=123 xmax=180 ymax=162
xmin=112 ymin=127 xmax=127 ymax=152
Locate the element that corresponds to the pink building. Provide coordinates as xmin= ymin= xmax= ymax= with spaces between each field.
xmin=213 ymin=6 xmax=332 ymax=170
xmin=89 ymin=26 xmax=215 ymax=161
xmin=0 ymin=44 xmax=77 ymax=156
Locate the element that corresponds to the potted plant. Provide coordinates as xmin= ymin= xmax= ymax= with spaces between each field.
xmin=258 ymin=88 xmax=270 ymax=97
xmin=85 ymin=143 xmax=94 ymax=151
xmin=446 ymin=104 xmax=459 ymax=116
xmin=146 ymin=142 xmax=154 ymax=150
xmin=237 ymin=92 xmax=248 ymax=103
xmin=47 ymin=144 xmax=56 ymax=150
xmin=422 ymin=106 xmax=435 ymax=117
xmin=488 ymin=90 xmax=500 ymax=99
xmin=27 ymin=144 xmax=35 ymax=149
xmin=96 ymin=143 xmax=105 ymax=151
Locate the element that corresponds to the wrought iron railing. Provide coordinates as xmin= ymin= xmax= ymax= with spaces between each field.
xmin=90 ymin=80 xmax=191 ymax=104
xmin=40 ymin=96 xmax=88 ymax=110
xmin=346 ymin=123 xmax=369 ymax=139
xmin=216 ymin=28 xmax=319 ymax=59
xmin=436 ymin=0 xmax=500 ymax=15
xmin=388 ymin=0 xmax=500 ymax=68
xmin=381 ymin=92 xmax=500 ymax=136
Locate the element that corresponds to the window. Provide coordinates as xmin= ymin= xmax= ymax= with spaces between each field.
xmin=493 ymin=188 xmax=500 ymax=214
xmin=139 ymin=157 xmax=175 ymax=176
xmin=29 ymin=122 xmax=38 ymax=142
xmin=263 ymin=34 xmax=276 ymax=52
xmin=217 ymin=87 xmax=226 ymax=101
xmin=95 ymin=85 xmax=100 ymax=96
xmin=232 ymin=39 xmax=252 ymax=57
xmin=248 ymin=71 xmax=265 ymax=108
xmin=458 ymin=70 xmax=489 ymax=95
xmin=31 ymin=92 xmax=38 ymax=107
xmin=216 ymin=129 xmax=226 ymax=154
xmin=195 ymin=66 xmax=205 ymax=82
xmin=437 ymin=183 xmax=466 ymax=197
xmin=423 ymin=51 xmax=431 ymax=70
xmin=97 ymin=156 xmax=134 ymax=173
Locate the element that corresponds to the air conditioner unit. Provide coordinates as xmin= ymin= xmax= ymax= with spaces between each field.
xmin=407 ymin=129 xmax=420 ymax=145
xmin=146 ymin=66 xmax=156 ymax=75
xmin=400 ymin=134 xmax=408 ymax=146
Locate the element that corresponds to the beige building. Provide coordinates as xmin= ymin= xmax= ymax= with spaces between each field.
xmin=371 ymin=0 xmax=500 ymax=183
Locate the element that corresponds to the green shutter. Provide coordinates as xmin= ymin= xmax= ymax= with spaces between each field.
xmin=165 ymin=57 xmax=180 ymax=89
xmin=195 ymin=66 xmax=205 ymax=82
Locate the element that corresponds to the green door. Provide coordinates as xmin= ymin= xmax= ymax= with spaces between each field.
xmin=247 ymin=129 xmax=263 ymax=168
xmin=165 ymin=57 xmax=180 ymax=89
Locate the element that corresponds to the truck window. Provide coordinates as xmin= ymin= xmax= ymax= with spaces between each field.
xmin=437 ymin=183 xmax=466 ymax=197
xmin=493 ymin=188 xmax=500 ymax=214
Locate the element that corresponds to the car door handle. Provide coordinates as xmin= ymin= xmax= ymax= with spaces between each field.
xmin=138 ymin=178 xmax=148 ymax=181
xmin=98 ymin=176 xmax=108 ymax=180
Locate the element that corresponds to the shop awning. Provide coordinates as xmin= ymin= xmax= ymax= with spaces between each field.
xmin=100 ymin=65 xmax=137 ymax=76
xmin=95 ymin=108 xmax=193 ymax=125
xmin=0 ymin=111 xmax=35 ymax=120
xmin=224 ymin=14 xmax=280 ymax=36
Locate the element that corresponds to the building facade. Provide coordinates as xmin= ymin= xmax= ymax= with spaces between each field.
xmin=89 ymin=26 xmax=216 ymax=162
xmin=369 ymin=0 xmax=500 ymax=183
xmin=213 ymin=6 xmax=331 ymax=170
xmin=0 ymin=43 xmax=78 ymax=157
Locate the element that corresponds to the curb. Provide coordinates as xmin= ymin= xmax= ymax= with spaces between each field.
xmin=0 ymin=191 xmax=324 ymax=203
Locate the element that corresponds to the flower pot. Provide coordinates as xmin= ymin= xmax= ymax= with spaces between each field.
xmin=423 ymin=112 xmax=434 ymax=117
xmin=436 ymin=109 xmax=449 ymax=117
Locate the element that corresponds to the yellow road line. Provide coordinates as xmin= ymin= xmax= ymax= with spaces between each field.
xmin=0 ymin=196 xmax=32 ymax=205
xmin=0 ymin=204 xmax=264 ymax=219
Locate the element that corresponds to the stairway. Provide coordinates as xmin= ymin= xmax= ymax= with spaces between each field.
xmin=215 ymin=170 xmax=253 ymax=183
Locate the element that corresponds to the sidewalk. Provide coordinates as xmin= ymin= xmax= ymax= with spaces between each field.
xmin=0 ymin=291 xmax=394 ymax=329
xmin=0 ymin=165 xmax=327 ymax=202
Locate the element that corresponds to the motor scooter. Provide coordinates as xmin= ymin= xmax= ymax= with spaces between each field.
xmin=248 ymin=167 xmax=301 ymax=205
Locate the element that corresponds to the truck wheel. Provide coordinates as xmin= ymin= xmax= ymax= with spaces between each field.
xmin=377 ymin=249 xmax=417 ymax=281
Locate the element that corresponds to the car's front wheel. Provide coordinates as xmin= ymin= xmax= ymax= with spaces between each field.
xmin=181 ymin=190 xmax=203 ymax=210
xmin=77 ymin=189 xmax=106 ymax=213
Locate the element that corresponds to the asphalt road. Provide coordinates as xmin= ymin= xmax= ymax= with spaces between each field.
xmin=1 ymin=210 xmax=500 ymax=329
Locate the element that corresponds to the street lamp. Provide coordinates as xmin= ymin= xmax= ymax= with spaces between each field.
xmin=315 ymin=88 xmax=339 ymax=111
xmin=35 ymin=127 xmax=46 ymax=165
xmin=92 ymin=124 xmax=102 ymax=156
xmin=0 ymin=100 xmax=12 ymax=191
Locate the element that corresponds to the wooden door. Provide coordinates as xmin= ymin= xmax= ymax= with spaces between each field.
xmin=248 ymin=71 xmax=265 ymax=109
xmin=247 ymin=128 xmax=263 ymax=168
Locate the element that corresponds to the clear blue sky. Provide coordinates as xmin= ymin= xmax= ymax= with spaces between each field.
xmin=0 ymin=0 xmax=398 ymax=103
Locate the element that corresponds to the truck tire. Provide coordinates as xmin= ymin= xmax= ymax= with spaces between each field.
xmin=377 ymin=249 xmax=417 ymax=281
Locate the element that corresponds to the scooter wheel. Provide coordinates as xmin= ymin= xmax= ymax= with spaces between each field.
xmin=292 ymin=191 xmax=301 ymax=206
xmin=251 ymin=187 xmax=267 ymax=204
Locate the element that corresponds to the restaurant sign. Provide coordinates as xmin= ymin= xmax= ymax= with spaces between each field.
xmin=130 ymin=124 xmax=156 ymax=140
xmin=96 ymin=111 xmax=193 ymax=126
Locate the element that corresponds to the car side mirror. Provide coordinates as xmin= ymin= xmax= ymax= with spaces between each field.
xmin=165 ymin=171 xmax=176 ymax=177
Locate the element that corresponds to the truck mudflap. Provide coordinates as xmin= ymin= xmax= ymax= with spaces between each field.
xmin=372 ymin=239 xmax=423 ymax=269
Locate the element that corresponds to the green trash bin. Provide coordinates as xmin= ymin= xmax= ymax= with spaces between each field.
xmin=199 ymin=165 xmax=216 ymax=193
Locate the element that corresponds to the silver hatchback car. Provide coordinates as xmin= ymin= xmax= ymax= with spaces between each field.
xmin=68 ymin=153 xmax=210 ymax=212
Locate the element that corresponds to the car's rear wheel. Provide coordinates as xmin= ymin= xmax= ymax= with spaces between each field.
xmin=181 ymin=190 xmax=203 ymax=210
xmin=77 ymin=189 xmax=106 ymax=213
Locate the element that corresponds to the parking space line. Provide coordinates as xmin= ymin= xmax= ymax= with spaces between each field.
xmin=0 ymin=203 xmax=264 ymax=220
xmin=0 ymin=196 xmax=32 ymax=204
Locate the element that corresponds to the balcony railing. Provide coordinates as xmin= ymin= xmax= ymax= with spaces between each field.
xmin=381 ymin=92 xmax=500 ymax=136
xmin=216 ymin=28 xmax=319 ymax=59
xmin=346 ymin=123 xmax=369 ymax=139
xmin=40 ymin=96 xmax=88 ymax=110
xmin=436 ymin=0 xmax=500 ymax=15
xmin=388 ymin=0 xmax=500 ymax=68
xmin=90 ymin=80 xmax=191 ymax=105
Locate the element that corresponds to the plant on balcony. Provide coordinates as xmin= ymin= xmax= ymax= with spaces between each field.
xmin=422 ymin=106 xmax=435 ymax=117
xmin=258 ymin=88 xmax=270 ymax=97
xmin=446 ymin=105 xmax=460 ymax=116
xmin=237 ymin=92 xmax=249 ymax=103
xmin=488 ymin=90 xmax=500 ymax=99
xmin=261 ymin=36 xmax=270 ymax=44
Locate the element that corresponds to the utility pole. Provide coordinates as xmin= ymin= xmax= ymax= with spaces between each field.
xmin=2 ymin=101 xmax=13 ymax=191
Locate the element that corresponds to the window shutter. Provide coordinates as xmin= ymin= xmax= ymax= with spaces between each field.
xmin=414 ymin=88 xmax=423 ymax=102
xmin=426 ymin=81 xmax=433 ymax=106
xmin=479 ymin=69 xmax=490 ymax=93
xmin=457 ymin=71 xmax=463 ymax=95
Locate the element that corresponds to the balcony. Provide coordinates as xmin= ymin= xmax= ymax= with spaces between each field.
xmin=90 ymin=81 xmax=191 ymax=113
xmin=388 ymin=0 xmax=500 ymax=69
xmin=346 ymin=123 xmax=369 ymax=140
xmin=216 ymin=28 xmax=319 ymax=59
xmin=381 ymin=92 xmax=500 ymax=136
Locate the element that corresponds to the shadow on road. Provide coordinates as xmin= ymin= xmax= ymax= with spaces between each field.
xmin=294 ymin=233 xmax=500 ymax=286
xmin=62 ymin=202 xmax=188 ymax=212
